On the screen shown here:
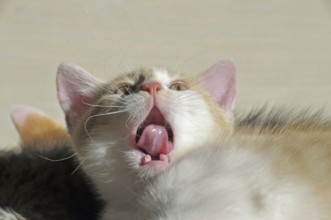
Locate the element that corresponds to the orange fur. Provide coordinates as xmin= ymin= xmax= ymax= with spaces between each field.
xmin=11 ymin=106 xmax=70 ymax=150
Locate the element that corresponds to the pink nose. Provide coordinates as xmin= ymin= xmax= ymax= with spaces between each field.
xmin=142 ymin=82 xmax=161 ymax=95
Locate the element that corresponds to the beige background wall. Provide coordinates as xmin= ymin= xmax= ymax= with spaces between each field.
xmin=0 ymin=0 xmax=331 ymax=146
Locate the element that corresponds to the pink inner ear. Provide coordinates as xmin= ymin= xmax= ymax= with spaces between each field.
xmin=10 ymin=105 xmax=47 ymax=131
xmin=56 ymin=62 xmax=100 ymax=132
xmin=198 ymin=60 xmax=236 ymax=111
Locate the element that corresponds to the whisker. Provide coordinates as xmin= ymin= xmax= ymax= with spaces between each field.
xmin=115 ymin=45 xmax=132 ymax=73
xmin=124 ymin=95 xmax=148 ymax=131
xmin=84 ymin=109 xmax=127 ymax=140
xmin=81 ymin=100 xmax=124 ymax=108
xmin=71 ymin=158 xmax=86 ymax=175
xmin=34 ymin=152 xmax=77 ymax=162
xmin=125 ymin=113 xmax=135 ymax=130
xmin=173 ymin=24 xmax=218 ymax=73
xmin=173 ymin=32 xmax=192 ymax=71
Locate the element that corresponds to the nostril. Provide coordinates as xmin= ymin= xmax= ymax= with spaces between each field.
xmin=142 ymin=82 xmax=161 ymax=95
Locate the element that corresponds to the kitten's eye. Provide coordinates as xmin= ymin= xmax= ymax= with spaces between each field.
xmin=169 ymin=81 xmax=187 ymax=91
xmin=115 ymin=84 xmax=134 ymax=96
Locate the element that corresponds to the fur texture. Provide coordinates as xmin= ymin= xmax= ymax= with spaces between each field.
xmin=0 ymin=147 xmax=104 ymax=220
xmin=134 ymin=109 xmax=331 ymax=220
xmin=0 ymin=208 xmax=26 ymax=220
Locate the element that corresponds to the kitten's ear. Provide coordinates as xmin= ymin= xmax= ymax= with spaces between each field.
xmin=56 ymin=62 xmax=101 ymax=132
xmin=10 ymin=105 xmax=70 ymax=149
xmin=198 ymin=60 xmax=236 ymax=112
xmin=11 ymin=105 xmax=47 ymax=132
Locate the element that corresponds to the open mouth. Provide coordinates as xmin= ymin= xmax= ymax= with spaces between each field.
xmin=135 ymin=107 xmax=174 ymax=165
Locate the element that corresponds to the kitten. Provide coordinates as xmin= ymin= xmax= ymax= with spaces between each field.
xmin=57 ymin=60 xmax=331 ymax=220
xmin=0 ymin=106 xmax=104 ymax=220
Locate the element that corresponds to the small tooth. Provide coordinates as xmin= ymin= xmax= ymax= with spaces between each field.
xmin=159 ymin=154 xmax=169 ymax=163
xmin=141 ymin=155 xmax=152 ymax=165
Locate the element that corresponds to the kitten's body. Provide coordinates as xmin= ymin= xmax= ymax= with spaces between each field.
xmin=136 ymin=113 xmax=331 ymax=220
xmin=56 ymin=61 xmax=331 ymax=219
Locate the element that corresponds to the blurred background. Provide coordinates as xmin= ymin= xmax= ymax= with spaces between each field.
xmin=1 ymin=0 xmax=331 ymax=145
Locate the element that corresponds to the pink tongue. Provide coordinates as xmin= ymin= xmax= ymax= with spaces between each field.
xmin=136 ymin=125 xmax=173 ymax=157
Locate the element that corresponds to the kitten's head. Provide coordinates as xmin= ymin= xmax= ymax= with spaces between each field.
xmin=56 ymin=61 xmax=236 ymax=180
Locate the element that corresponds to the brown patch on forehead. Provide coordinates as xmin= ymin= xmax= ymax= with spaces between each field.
xmin=100 ymin=67 xmax=202 ymax=97
xmin=104 ymin=67 xmax=155 ymax=91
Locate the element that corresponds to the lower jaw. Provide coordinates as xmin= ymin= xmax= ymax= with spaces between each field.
xmin=140 ymin=153 xmax=170 ymax=165
xmin=138 ymin=156 xmax=171 ymax=175
xmin=142 ymin=160 xmax=170 ymax=167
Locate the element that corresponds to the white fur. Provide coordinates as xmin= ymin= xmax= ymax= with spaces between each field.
xmin=150 ymin=68 xmax=172 ymax=86
xmin=98 ymin=141 xmax=328 ymax=220
xmin=141 ymin=144 xmax=326 ymax=220
xmin=0 ymin=208 xmax=26 ymax=220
